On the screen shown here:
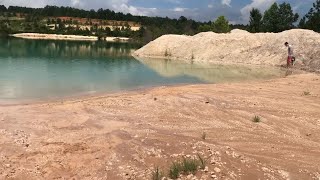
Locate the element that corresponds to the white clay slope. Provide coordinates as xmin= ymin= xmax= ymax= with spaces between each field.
xmin=134 ymin=29 xmax=320 ymax=71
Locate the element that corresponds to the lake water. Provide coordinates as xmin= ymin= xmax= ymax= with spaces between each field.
xmin=0 ymin=38 xmax=285 ymax=103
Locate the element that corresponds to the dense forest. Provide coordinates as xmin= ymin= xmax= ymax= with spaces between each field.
xmin=0 ymin=0 xmax=319 ymax=43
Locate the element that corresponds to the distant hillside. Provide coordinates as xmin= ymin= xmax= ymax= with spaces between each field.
xmin=46 ymin=17 xmax=141 ymax=32
xmin=0 ymin=5 xmax=210 ymax=42
xmin=47 ymin=17 xmax=140 ymax=27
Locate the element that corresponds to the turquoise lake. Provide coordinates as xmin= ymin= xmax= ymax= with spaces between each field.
xmin=0 ymin=38 xmax=285 ymax=103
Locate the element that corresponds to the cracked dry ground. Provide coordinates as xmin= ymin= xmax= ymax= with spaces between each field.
xmin=0 ymin=73 xmax=319 ymax=180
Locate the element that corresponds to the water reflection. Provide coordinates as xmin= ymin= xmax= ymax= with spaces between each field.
xmin=0 ymin=38 xmax=286 ymax=103
xmin=0 ymin=37 xmax=140 ymax=59
xmin=0 ymin=38 xmax=203 ymax=102
xmin=135 ymin=57 xmax=286 ymax=83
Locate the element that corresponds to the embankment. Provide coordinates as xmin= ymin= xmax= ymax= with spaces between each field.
xmin=134 ymin=29 xmax=320 ymax=72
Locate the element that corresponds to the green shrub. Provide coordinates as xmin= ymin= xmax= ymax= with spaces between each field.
xmin=152 ymin=167 xmax=164 ymax=180
xmin=252 ymin=116 xmax=261 ymax=123
xmin=181 ymin=158 xmax=198 ymax=174
xmin=169 ymin=162 xmax=182 ymax=179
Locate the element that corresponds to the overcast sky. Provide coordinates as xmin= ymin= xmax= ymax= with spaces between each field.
xmin=0 ymin=0 xmax=315 ymax=24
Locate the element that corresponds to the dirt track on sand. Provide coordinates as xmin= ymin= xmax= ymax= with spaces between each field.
xmin=0 ymin=73 xmax=320 ymax=179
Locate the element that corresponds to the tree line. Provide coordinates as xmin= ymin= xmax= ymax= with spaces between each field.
xmin=298 ymin=0 xmax=320 ymax=32
xmin=0 ymin=5 xmax=203 ymax=42
xmin=0 ymin=1 xmax=320 ymax=41
xmin=249 ymin=1 xmax=320 ymax=33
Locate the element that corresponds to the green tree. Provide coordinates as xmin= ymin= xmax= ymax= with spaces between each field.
xmin=277 ymin=2 xmax=299 ymax=31
xmin=298 ymin=17 xmax=307 ymax=29
xmin=104 ymin=26 xmax=112 ymax=36
xmin=249 ymin=8 xmax=262 ymax=33
xmin=198 ymin=24 xmax=212 ymax=32
xmin=262 ymin=3 xmax=280 ymax=32
xmin=262 ymin=2 xmax=298 ymax=32
xmin=300 ymin=0 xmax=320 ymax=32
xmin=56 ymin=18 xmax=65 ymax=31
xmin=212 ymin=16 xmax=230 ymax=33
xmin=0 ymin=20 xmax=11 ymax=35
xmin=46 ymin=18 xmax=51 ymax=25
xmin=0 ymin=5 xmax=7 ymax=12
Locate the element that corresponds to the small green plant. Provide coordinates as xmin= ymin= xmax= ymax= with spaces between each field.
xmin=303 ymin=91 xmax=310 ymax=96
xmin=181 ymin=158 xmax=198 ymax=174
xmin=168 ymin=157 xmax=200 ymax=179
xmin=201 ymin=132 xmax=206 ymax=140
xmin=252 ymin=115 xmax=261 ymax=123
xmin=169 ymin=162 xmax=182 ymax=179
xmin=152 ymin=167 xmax=164 ymax=180
xmin=165 ymin=49 xmax=170 ymax=57
xmin=197 ymin=154 xmax=207 ymax=170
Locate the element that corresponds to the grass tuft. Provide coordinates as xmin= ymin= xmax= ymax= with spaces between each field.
xmin=197 ymin=154 xmax=207 ymax=170
xmin=252 ymin=115 xmax=261 ymax=123
xmin=201 ymin=132 xmax=206 ymax=140
xmin=164 ymin=49 xmax=171 ymax=57
xmin=152 ymin=167 xmax=164 ymax=180
xmin=169 ymin=162 xmax=182 ymax=179
xmin=181 ymin=158 xmax=198 ymax=174
xmin=303 ymin=91 xmax=310 ymax=96
xmin=168 ymin=157 xmax=200 ymax=179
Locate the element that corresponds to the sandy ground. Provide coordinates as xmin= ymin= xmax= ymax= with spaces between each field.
xmin=0 ymin=73 xmax=319 ymax=180
xmin=134 ymin=29 xmax=320 ymax=72
xmin=11 ymin=33 xmax=130 ymax=42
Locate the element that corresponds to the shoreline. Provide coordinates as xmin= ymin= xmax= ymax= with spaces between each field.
xmin=0 ymin=83 xmax=197 ymax=107
xmin=10 ymin=33 xmax=131 ymax=42
xmin=0 ymin=73 xmax=319 ymax=179
xmin=0 ymin=68 xmax=296 ymax=107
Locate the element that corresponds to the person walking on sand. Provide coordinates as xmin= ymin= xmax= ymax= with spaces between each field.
xmin=284 ymin=42 xmax=295 ymax=68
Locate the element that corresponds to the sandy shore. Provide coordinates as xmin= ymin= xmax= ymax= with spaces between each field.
xmin=0 ymin=73 xmax=319 ymax=179
xmin=11 ymin=33 xmax=130 ymax=42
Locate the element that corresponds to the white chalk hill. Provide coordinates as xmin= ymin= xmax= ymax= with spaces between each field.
xmin=134 ymin=29 xmax=320 ymax=72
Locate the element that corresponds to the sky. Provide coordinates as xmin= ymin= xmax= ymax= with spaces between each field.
xmin=0 ymin=0 xmax=315 ymax=24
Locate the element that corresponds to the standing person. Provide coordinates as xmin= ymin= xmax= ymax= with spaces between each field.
xmin=284 ymin=42 xmax=294 ymax=68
